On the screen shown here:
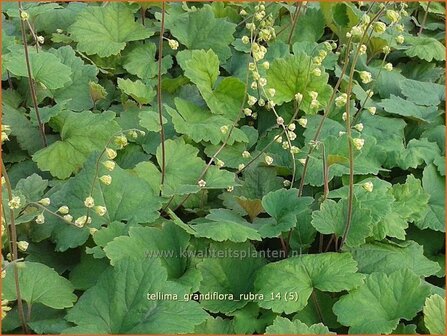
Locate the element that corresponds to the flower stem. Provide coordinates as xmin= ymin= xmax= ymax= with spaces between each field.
xmin=1 ymin=159 xmax=28 ymax=333
xmin=18 ymin=2 xmax=47 ymax=148
xmin=339 ymin=7 xmax=386 ymax=250
xmin=287 ymin=2 xmax=304 ymax=46
xmin=157 ymin=1 xmax=167 ymax=191
xmin=418 ymin=1 xmax=431 ymax=35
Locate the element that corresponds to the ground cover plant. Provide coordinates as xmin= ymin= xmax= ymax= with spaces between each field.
xmin=0 ymin=1 xmax=446 ymax=334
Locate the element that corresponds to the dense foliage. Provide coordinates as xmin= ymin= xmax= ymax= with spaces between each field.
xmin=1 ymin=1 xmax=446 ymax=334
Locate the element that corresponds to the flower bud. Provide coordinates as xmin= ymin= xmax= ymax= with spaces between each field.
xmin=295 ymin=92 xmax=303 ymax=103
xmin=386 ymin=10 xmax=400 ymax=23
xmin=63 ymin=214 xmax=73 ymax=222
xmin=103 ymin=160 xmax=116 ymax=171
xmin=38 ymin=198 xmax=51 ymax=206
xmin=95 ymin=206 xmax=107 ymax=216
xmin=276 ymin=117 xmax=284 ymax=125
xmin=8 ymin=196 xmax=21 ymax=209
xmin=84 ymin=196 xmax=95 ymax=208
xmin=17 ymin=241 xmax=29 ymax=252
xmin=105 ymin=148 xmax=117 ymax=160
xmin=335 ymin=93 xmax=348 ymax=107
xmin=99 ymin=175 xmax=112 ymax=185
xmin=359 ymin=71 xmax=372 ymax=84
xmin=352 ymin=138 xmax=365 ymax=150
xmin=34 ymin=212 xmax=45 ymax=224
xmin=298 ymin=118 xmax=308 ymax=128
xmin=396 ymin=35 xmax=405 ymax=44
xmin=58 ymin=206 xmax=70 ymax=215
xmin=242 ymin=151 xmax=251 ymax=159
xmin=384 ymin=63 xmax=393 ymax=72
xmin=354 ymin=123 xmax=364 ymax=132
xmin=168 ymin=39 xmax=179 ymax=50
xmin=220 ymin=125 xmax=229 ymax=135
xmin=373 ymin=22 xmax=386 ymax=34
xmin=20 ymin=11 xmax=29 ymax=21
xmin=362 ymin=181 xmax=374 ymax=192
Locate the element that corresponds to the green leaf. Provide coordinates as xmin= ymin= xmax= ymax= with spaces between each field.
xmin=32 ymin=111 xmax=121 ymax=179
xmin=68 ymin=3 xmax=153 ymax=57
xmin=2 ymin=304 xmax=71 ymax=334
xmin=64 ymin=257 xmax=207 ymax=333
xmin=289 ymin=208 xmax=318 ymax=252
xmin=3 ymin=2 xmax=62 ymax=19
xmin=311 ymin=198 xmax=373 ymax=247
xmin=329 ymin=178 xmax=403 ymax=240
xmin=255 ymin=253 xmax=364 ymax=313
xmin=333 ymin=269 xmax=431 ymax=334
xmin=23 ymin=242 xmax=71 ymax=275
xmin=166 ymin=97 xmax=248 ymax=145
xmin=157 ymin=138 xmax=203 ymax=196
xmin=259 ymin=189 xmax=313 ymax=237
xmin=392 ymin=174 xmax=430 ymax=223
xmin=203 ymin=166 xmax=237 ymax=189
xmin=205 ymin=143 xmax=250 ymax=170
xmin=358 ymin=113 xmax=406 ymax=168
xmin=266 ymin=52 xmax=332 ymax=113
xmin=265 ymin=317 xmax=334 ymax=334
xmin=293 ymin=290 xmax=341 ymax=329
xmin=422 ymin=125 xmax=445 ymax=156
xmin=89 ymin=82 xmax=107 ymax=104
xmin=15 ymin=173 xmax=48 ymax=203
xmin=400 ymin=79 xmax=445 ymax=106
xmin=320 ymin=2 xmax=359 ymax=38
xmin=30 ymin=101 xmax=68 ymax=126
xmin=391 ymin=138 xmax=441 ymax=170
xmin=194 ymin=316 xmax=234 ymax=334
xmin=139 ymin=109 xmax=167 ymax=132
xmin=153 ymin=137 xmax=237 ymax=197
xmin=165 ymin=7 xmax=236 ymax=61
xmin=123 ymin=43 xmax=172 ymax=81
xmin=4 ymin=49 xmax=72 ymax=90
xmin=392 ymin=323 xmax=418 ymax=334
xmin=117 ymin=78 xmax=156 ymax=105
xmin=300 ymin=133 xmax=385 ymax=186
xmin=190 ymin=209 xmax=261 ymax=242
xmin=228 ymin=303 xmax=275 ymax=334
xmin=88 ymin=221 xmax=128 ymax=258
xmin=281 ymin=8 xmax=325 ymax=44
xmin=3 ymin=262 xmax=76 ymax=309
xmin=423 ymin=294 xmax=446 ymax=335
xmin=234 ymin=166 xmax=284 ymax=200
xmin=416 ymin=164 xmax=446 ymax=232
xmin=69 ymin=253 xmax=109 ymax=290
xmin=374 ymin=211 xmax=409 ymax=241
xmin=50 ymin=46 xmax=98 ymax=111
xmin=197 ymin=242 xmax=266 ymax=313
xmin=350 ymin=240 xmax=440 ymax=277
xmin=378 ymin=95 xmax=439 ymax=122
xmin=405 ymin=36 xmax=446 ymax=62
xmin=104 ymin=222 xmax=199 ymax=288
xmin=178 ymin=49 xmax=246 ymax=119
xmin=34 ymin=154 xmax=161 ymax=251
